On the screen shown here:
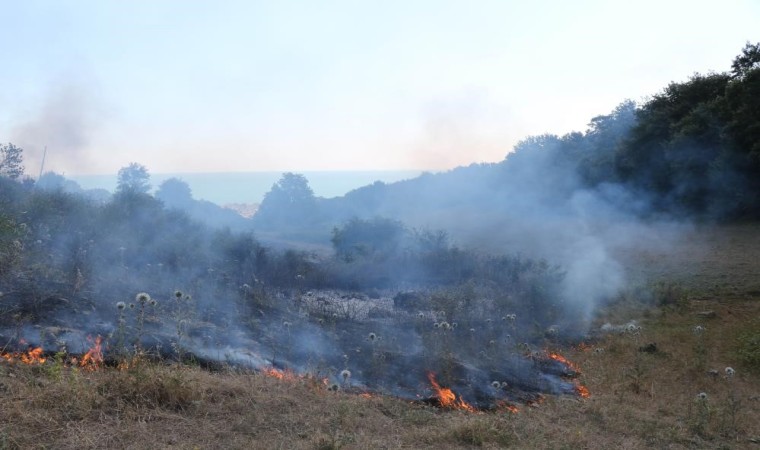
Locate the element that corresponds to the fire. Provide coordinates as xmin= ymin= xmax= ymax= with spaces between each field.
xmin=574 ymin=380 xmax=591 ymax=398
xmin=495 ymin=401 xmax=520 ymax=414
xmin=546 ymin=351 xmax=590 ymax=398
xmin=21 ymin=347 xmax=46 ymax=364
xmin=427 ymin=372 xmax=476 ymax=412
xmin=1 ymin=347 xmax=47 ymax=365
xmin=547 ymin=351 xmax=581 ymax=374
xmin=78 ymin=336 xmax=103 ymax=371
xmin=262 ymin=367 xmax=298 ymax=382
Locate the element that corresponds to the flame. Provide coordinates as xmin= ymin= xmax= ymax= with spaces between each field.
xmin=21 ymin=347 xmax=46 ymax=364
xmin=79 ymin=336 xmax=103 ymax=371
xmin=1 ymin=347 xmax=47 ymax=364
xmin=262 ymin=367 xmax=298 ymax=382
xmin=547 ymin=351 xmax=581 ymax=374
xmin=574 ymin=380 xmax=591 ymax=398
xmin=546 ymin=351 xmax=590 ymax=398
xmin=427 ymin=372 xmax=476 ymax=412
xmin=495 ymin=401 xmax=520 ymax=413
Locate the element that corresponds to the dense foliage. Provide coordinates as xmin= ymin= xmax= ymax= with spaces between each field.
xmin=0 ymin=143 xmax=24 ymax=179
xmin=256 ymin=43 xmax=760 ymax=228
xmin=0 ymin=162 xmax=572 ymax=330
xmin=3 ymin=43 xmax=760 ymax=340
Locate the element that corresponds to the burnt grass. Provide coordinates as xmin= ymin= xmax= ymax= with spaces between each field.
xmin=2 ymin=224 xmax=760 ymax=449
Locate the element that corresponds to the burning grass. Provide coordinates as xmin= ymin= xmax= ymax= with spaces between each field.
xmin=1 ymin=297 xmax=758 ymax=449
xmin=1 ymin=346 xmax=46 ymax=364
xmin=2 ymin=225 xmax=760 ymax=448
xmin=427 ymin=371 xmax=477 ymax=412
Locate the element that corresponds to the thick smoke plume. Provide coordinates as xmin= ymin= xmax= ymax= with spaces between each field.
xmin=0 ymin=102 xmax=703 ymax=409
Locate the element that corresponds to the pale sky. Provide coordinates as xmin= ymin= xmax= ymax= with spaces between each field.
xmin=1 ymin=1 xmax=759 ymax=176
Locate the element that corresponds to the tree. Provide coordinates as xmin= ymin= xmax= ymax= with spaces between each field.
xmin=731 ymin=42 xmax=760 ymax=79
xmin=331 ymin=217 xmax=406 ymax=262
xmin=155 ymin=177 xmax=193 ymax=207
xmin=579 ymin=100 xmax=638 ymax=185
xmin=253 ymin=173 xmax=318 ymax=228
xmin=116 ymin=163 xmax=151 ymax=194
xmin=0 ymin=143 xmax=24 ymax=179
xmin=37 ymin=172 xmax=82 ymax=192
xmin=615 ymin=73 xmax=730 ymax=202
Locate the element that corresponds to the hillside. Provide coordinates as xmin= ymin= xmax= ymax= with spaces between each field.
xmin=251 ymin=43 xmax=760 ymax=244
xmin=1 ymin=224 xmax=759 ymax=449
xmin=2 ymin=42 xmax=760 ymax=449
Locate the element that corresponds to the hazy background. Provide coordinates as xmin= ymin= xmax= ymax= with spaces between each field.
xmin=2 ymin=0 xmax=759 ymax=178
xmin=71 ymin=170 xmax=421 ymax=203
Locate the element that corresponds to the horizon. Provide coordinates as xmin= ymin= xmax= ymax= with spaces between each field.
xmin=69 ymin=169 xmax=425 ymax=204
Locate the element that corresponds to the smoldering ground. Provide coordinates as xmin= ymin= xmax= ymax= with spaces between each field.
xmin=1 ymin=174 xmax=597 ymax=408
xmin=0 ymin=101 xmax=702 ymax=408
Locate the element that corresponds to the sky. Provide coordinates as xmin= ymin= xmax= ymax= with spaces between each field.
xmin=1 ymin=0 xmax=759 ymax=176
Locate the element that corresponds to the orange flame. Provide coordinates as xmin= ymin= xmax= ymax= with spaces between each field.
xmin=547 ymin=351 xmax=581 ymax=374
xmin=427 ymin=372 xmax=476 ymax=412
xmin=574 ymin=380 xmax=591 ymax=398
xmin=1 ymin=347 xmax=47 ymax=364
xmin=79 ymin=336 xmax=103 ymax=371
xmin=495 ymin=401 xmax=519 ymax=413
xmin=21 ymin=347 xmax=46 ymax=364
xmin=262 ymin=367 xmax=298 ymax=382
xmin=546 ymin=351 xmax=590 ymax=398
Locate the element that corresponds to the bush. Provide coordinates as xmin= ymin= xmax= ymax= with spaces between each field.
xmin=0 ymin=213 xmax=26 ymax=280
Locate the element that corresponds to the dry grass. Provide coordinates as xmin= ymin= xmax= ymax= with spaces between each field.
xmin=2 ymin=224 xmax=760 ymax=449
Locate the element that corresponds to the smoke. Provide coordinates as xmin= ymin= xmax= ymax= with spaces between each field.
xmin=0 ymin=98 xmax=693 ymax=408
xmin=408 ymin=91 xmax=517 ymax=170
xmin=11 ymin=80 xmax=104 ymax=176
xmin=329 ymin=109 xmax=694 ymax=328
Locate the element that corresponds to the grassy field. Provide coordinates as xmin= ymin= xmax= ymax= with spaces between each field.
xmin=1 ymin=225 xmax=759 ymax=449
